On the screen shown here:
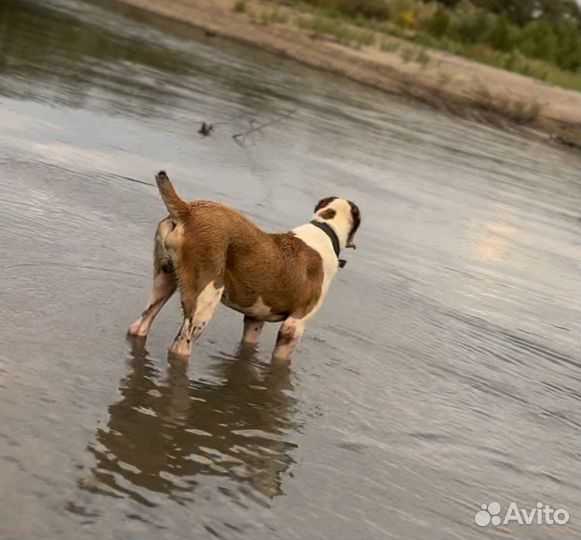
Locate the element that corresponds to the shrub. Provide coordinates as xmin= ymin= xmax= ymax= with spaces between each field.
xmin=380 ymin=39 xmax=401 ymax=52
xmin=395 ymin=9 xmax=417 ymax=28
xmin=306 ymin=0 xmax=390 ymax=19
xmin=401 ymin=46 xmax=414 ymax=61
xmin=450 ymin=3 xmax=492 ymax=44
xmin=485 ymin=14 xmax=514 ymax=51
xmin=554 ymin=25 xmax=581 ymax=71
xmin=416 ymin=47 xmax=431 ymax=63
xmin=432 ymin=0 xmax=461 ymax=7
xmin=261 ymin=8 xmax=290 ymax=24
xmin=298 ymin=15 xmax=376 ymax=46
xmin=532 ymin=19 xmax=581 ymax=71
xmin=233 ymin=0 xmax=246 ymax=13
xmin=427 ymin=6 xmax=450 ymax=37
xmin=517 ymin=20 xmax=556 ymax=62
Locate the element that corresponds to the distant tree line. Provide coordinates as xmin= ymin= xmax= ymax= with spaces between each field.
xmin=431 ymin=0 xmax=580 ymax=26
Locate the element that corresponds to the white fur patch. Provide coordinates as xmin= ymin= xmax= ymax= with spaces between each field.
xmin=169 ymin=280 xmax=224 ymax=356
xmin=320 ymin=199 xmax=352 ymax=245
xmin=221 ymin=294 xmax=274 ymax=319
xmin=195 ymin=280 xmax=224 ymax=321
xmin=246 ymin=296 xmax=273 ymax=318
xmin=291 ymin=223 xmax=338 ymax=321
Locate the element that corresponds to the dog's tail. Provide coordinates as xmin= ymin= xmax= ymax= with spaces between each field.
xmin=155 ymin=171 xmax=190 ymax=221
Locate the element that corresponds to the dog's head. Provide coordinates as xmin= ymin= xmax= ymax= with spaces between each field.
xmin=314 ymin=196 xmax=361 ymax=249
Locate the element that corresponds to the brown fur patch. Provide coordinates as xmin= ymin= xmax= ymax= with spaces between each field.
xmin=347 ymin=201 xmax=361 ymax=246
xmin=318 ymin=208 xmax=336 ymax=220
xmin=314 ymin=196 xmax=337 ymax=212
xmin=154 ymin=200 xmax=324 ymax=322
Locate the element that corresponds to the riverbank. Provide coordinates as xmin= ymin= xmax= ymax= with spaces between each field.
xmin=115 ymin=0 xmax=581 ymax=147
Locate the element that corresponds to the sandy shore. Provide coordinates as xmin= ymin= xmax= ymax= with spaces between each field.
xmin=115 ymin=0 xmax=580 ymax=147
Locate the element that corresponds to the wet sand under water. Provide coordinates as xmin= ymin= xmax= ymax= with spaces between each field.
xmin=0 ymin=0 xmax=580 ymax=538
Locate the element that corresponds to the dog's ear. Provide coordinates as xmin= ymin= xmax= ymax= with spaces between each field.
xmin=314 ymin=196 xmax=337 ymax=212
xmin=346 ymin=201 xmax=361 ymax=249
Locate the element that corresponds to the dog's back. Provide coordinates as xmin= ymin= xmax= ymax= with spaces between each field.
xmin=156 ymin=196 xmax=324 ymax=322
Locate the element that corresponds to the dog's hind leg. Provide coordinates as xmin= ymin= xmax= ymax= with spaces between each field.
xmin=128 ymin=268 xmax=177 ymax=337
xmin=128 ymin=217 xmax=177 ymax=338
xmin=169 ymin=280 xmax=224 ymax=357
xmin=272 ymin=317 xmax=306 ymax=362
xmin=241 ymin=316 xmax=265 ymax=347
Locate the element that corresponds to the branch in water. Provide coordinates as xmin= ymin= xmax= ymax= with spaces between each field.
xmin=232 ymin=109 xmax=298 ymax=146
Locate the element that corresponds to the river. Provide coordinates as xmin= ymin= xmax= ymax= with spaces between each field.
xmin=0 ymin=0 xmax=579 ymax=538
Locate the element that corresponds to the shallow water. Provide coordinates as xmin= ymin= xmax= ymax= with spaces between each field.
xmin=0 ymin=0 xmax=579 ymax=538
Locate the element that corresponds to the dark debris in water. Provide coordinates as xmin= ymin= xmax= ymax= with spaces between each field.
xmin=198 ymin=122 xmax=215 ymax=136
xmin=198 ymin=108 xmax=297 ymax=146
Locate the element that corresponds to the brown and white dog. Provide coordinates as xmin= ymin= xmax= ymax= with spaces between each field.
xmin=128 ymin=171 xmax=361 ymax=361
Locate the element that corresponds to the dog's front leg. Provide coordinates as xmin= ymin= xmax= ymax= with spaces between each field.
xmin=169 ymin=281 xmax=224 ymax=358
xmin=272 ymin=317 xmax=305 ymax=362
xmin=128 ymin=270 xmax=177 ymax=338
xmin=241 ymin=316 xmax=265 ymax=347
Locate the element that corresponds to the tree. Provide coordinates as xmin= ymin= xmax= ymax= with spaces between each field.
xmin=472 ymin=0 xmax=580 ymax=26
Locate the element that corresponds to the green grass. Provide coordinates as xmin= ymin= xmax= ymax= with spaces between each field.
xmin=297 ymin=15 xmax=375 ymax=48
xmin=400 ymin=46 xmax=414 ymax=62
xmin=233 ymin=0 xmax=247 ymax=13
xmin=379 ymin=39 xmax=400 ymax=53
xmin=415 ymin=47 xmax=430 ymax=65
xmin=260 ymin=8 xmax=290 ymax=24
xmin=412 ymin=33 xmax=581 ymax=91
xmin=380 ymin=40 xmax=430 ymax=65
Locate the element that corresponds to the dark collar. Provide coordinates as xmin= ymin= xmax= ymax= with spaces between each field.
xmin=310 ymin=220 xmax=347 ymax=268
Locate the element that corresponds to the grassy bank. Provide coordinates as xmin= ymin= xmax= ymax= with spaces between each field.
xmin=259 ymin=0 xmax=581 ymax=91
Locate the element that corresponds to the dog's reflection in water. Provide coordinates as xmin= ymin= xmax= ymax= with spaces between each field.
xmin=85 ymin=341 xmax=297 ymax=504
